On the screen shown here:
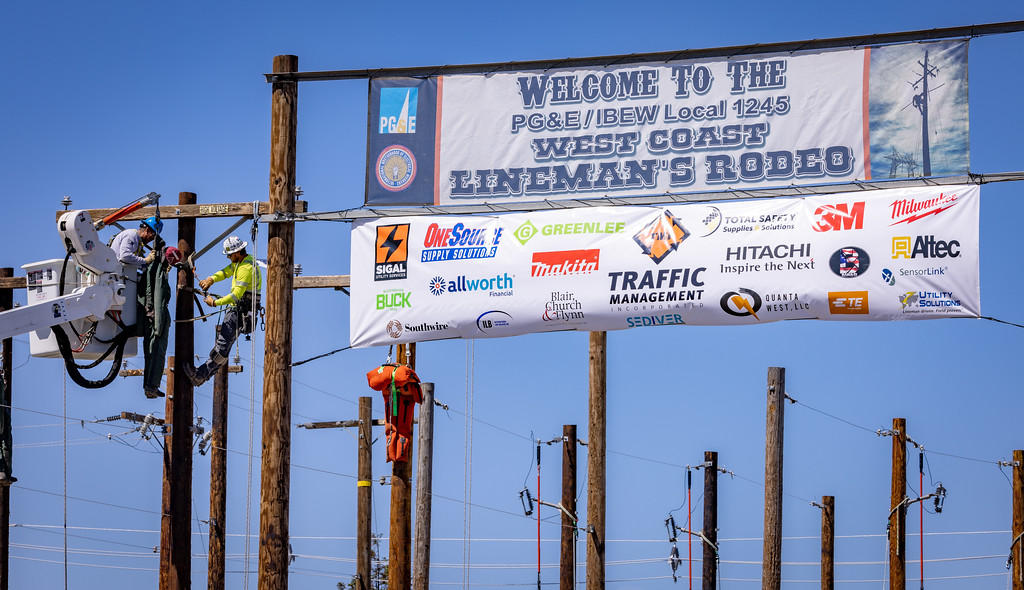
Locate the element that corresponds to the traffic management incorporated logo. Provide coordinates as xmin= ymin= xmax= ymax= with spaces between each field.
xmin=889 ymin=191 xmax=958 ymax=225
xmin=721 ymin=288 xmax=762 ymax=320
xmin=531 ymin=249 xmax=599 ymax=277
xmin=827 ymin=291 xmax=869 ymax=315
xmin=379 ymin=87 xmax=418 ymax=134
xmin=376 ymin=145 xmax=417 ymax=192
xmin=375 ymin=224 xmax=409 ymax=281
xmin=829 ymin=247 xmax=870 ymax=278
xmin=811 ymin=201 xmax=865 ymax=232
xmin=634 ymin=210 xmax=689 ymax=264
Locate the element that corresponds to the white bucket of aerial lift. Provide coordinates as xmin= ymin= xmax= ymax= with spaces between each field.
xmin=12 ymin=210 xmax=141 ymax=360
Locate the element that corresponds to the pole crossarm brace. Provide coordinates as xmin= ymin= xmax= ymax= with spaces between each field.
xmin=671 ymin=526 xmax=720 ymax=555
xmin=888 ymin=493 xmax=938 ymax=520
xmin=266 ymin=173 xmax=1024 ymax=222
xmin=263 ymin=21 xmax=1024 ymax=83
xmin=536 ymin=499 xmax=585 ymax=532
xmin=298 ymin=418 xmax=417 ymax=429
xmin=56 ymin=201 xmax=308 ymax=223
xmin=293 ymin=275 xmax=350 ymax=290
xmin=118 ymin=366 xmax=243 ymax=377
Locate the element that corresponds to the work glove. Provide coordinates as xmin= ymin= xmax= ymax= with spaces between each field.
xmin=144 ymin=250 xmax=156 ymax=264
xmin=199 ymin=278 xmax=213 ymax=291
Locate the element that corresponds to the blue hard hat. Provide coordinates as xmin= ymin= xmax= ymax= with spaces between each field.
xmin=141 ymin=216 xmax=163 ymax=234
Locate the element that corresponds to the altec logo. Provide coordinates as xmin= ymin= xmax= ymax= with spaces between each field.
xmin=812 ymin=202 xmax=865 ymax=232
xmin=889 ymin=192 xmax=958 ymax=225
xmin=828 ymin=291 xmax=869 ymax=314
xmin=891 ymin=236 xmax=961 ymax=259
xmin=374 ymin=224 xmax=409 ymax=281
xmin=531 ymin=249 xmax=599 ymax=277
xmin=634 ymin=211 xmax=689 ymax=264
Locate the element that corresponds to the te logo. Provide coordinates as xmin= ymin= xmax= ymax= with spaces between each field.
xmin=828 ymin=291 xmax=869 ymax=314
xmin=812 ymin=202 xmax=865 ymax=232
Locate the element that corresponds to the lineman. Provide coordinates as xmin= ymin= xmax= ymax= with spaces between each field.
xmin=182 ymin=236 xmax=261 ymax=386
xmin=110 ymin=216 xmax=162 ymax=266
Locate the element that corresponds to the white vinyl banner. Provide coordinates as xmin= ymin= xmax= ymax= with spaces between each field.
xmin=351 ymin=185 xmax=980 ymax=348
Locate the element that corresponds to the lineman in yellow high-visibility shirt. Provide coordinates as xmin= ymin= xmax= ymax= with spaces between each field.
xmin=182 ymin=236 xmax=261 ymax=386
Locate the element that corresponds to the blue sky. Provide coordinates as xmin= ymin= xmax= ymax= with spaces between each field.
xmin=1 ymin=2 xmax=1024 ymax=589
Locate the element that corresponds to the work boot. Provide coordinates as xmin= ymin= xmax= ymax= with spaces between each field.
xmin=181 ymin=363 xmax=205 ymax=387
xmin=144 ymin=387 xmax=165 ymax=399
xmin=0 ymin=473 xmax=17 ymax=486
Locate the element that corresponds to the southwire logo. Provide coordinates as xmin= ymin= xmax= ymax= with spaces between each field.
xmin=379 ymin=87 xmax=418 ymax=134
xmin=634 ymin=211 xmax=689 ymax=264
xmin=531 ymin=249 xmax=599 ymax=277
xmin=812 ymin=202 xmax=865 ymax=232
xmin=404 ymin=321 xmax=450 ymax=333
xmin=890 ymin=192 xmax=958 ymax=225
xmin=421 ymin=223 xmax=503 ymax=262
xmin=513 ymin=219 xmax=626 ymax=245
xmin=428 ymin=273 xmax=513 ymax=297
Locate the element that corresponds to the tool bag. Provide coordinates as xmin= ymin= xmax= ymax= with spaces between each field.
xmin=366 ymin=364 xmax=422 ymax=462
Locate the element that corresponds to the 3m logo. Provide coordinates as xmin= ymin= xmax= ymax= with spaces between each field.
xmin=828 ymin=291 xmax=869 ymax=314
xmin=812 ymin=202 xmax=865 ymax=232
xmin=634 ymin=211 xmax=689 ymax=264
xmin=531 ymin=250 xmax=600 ymax=277
xmin=374 ymin=224 xmax=409 ymax=281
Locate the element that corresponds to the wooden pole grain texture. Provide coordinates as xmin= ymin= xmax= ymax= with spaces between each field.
xmin=258 ymin=54 xmax=298 ymax=590
xmin=208 ymin=328 xmax=229 ymax=590
xmin=412 ymin=383 xmax=435 ymax=590
xmin=821 ymin=496 xmax=834 ymax=590
xmin=587 ymin=332 xmax=606 ymax=590
xmin=1012 ymin=450 xmax=1022 ymax=590
xmin=702 ymin=451 xmax=718 ymax=590
xmin=889 ymin=418 xmax=907 ymax=590
xmin=762 ymin=367 xmax=785 ymax=590
xmin=0 ymin=268 xmax=13 ymax=590
xmin=389 ymin=343 xmax=415 ymax=590
xmin=560 ymin=424 xmax=577 ymax=590
xmin=356 ymin=397 xmax=372 ymax=590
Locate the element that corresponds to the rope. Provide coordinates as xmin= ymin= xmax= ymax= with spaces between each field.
xmin=63 ymin=372 xmax=68 ymax=590
xmin=981 ymin=316 xmax=1024 ymax=329
xmin=243 ymin=201 xmax=259 ymax=589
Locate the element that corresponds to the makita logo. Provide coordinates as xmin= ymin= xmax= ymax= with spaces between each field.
xmin=889 ymin=192 xmax=958 ymax=225
xmin=812 ymin=202 xmax=865 ymax=232
xmin=429 ymin=273 xmax=513 ymax=297
xmin=891 ymin=236 xmax=960 ymax=259
xmin=531 ymin=249 xmax=600 ymax=277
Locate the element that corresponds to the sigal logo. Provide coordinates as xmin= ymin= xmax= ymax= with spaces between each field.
xmin=376 ymin=145 xmax=416 ymax=192
xmin=477 ymin=310 xmax=513 ymax=333
xmin=513 ymin=219 xmax=625 ymax=245
xmin=721 ymin=288 xmax=761 ymax=320
xmin=374 ymin=224 xmax=409 ymax=281
xmin=428 ymin=273 xmax=513 ymax=297
xmin=720 ymin=243 xmax=814 ymax=275
xmin=421 ymin=223 xmax=503 ymax=262
xmin=543 ymin=292 xmax=585 ymax=322
xmin=812 ymin=202 xmax=865 ymax=232
xmin=376 ymin=289 xmax=411 ymax=310
xmin=890 ymin=192 xmax=958 ymax=225
xmin=827 ymin=291 xmax=869 ymax=314
xmin=531 ymin=249 xmax=599 ymax=277
xmin=634 ymin=210 xmax=689 ymax=264
xmin=379 ymin=87 xmax=418 ymax=134
xmin=891 ymin=236 xmax=960 ymax=259
xmin=829 ymin=247 xmax=870 ymax=278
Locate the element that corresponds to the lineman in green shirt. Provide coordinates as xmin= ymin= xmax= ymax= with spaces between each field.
xmin=183 ymin=236 xmax=261 ymax=386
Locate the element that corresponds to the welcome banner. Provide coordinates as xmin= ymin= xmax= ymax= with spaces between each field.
xmin=365 ymin=40 xmax=969 ymax=206
xmin=350 ymin=185 xmax=980 ymax=348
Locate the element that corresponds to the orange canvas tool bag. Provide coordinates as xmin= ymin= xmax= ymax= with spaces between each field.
xmin=366 ymin=364 xmax=422 ymax=462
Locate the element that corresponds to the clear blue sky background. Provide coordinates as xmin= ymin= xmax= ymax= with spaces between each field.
xmin=2 ymin=2 xmax=1023 ymax=588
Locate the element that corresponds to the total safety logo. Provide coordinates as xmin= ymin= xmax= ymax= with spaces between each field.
xmin=634 ymin=210 xmax=689 ymax=264
xmin=375 ymin=224 xmax=409 ymax=281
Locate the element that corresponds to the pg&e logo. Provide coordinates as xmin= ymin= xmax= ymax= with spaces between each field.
xmin=379 ymin=87 xmax=418 ymax=134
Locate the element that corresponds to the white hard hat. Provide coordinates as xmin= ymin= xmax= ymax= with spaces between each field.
xmin=222 ymin=236 xmax=247 ymax=255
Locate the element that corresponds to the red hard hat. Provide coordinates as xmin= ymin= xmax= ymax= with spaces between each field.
xmin=164 ymin=246 xmax=183 ymax=265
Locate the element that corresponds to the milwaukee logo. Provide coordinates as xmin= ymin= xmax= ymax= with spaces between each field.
xmin=531 ymin=249 xmax=600 ymax=277
xmin=889 ymin=192 xmax=958 ymax=225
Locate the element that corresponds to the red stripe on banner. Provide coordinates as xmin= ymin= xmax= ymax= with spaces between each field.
xmin=862 ymin=46 xmax=872 ymax=180
xmin=434 ymin=76 xmax=444 ymax=206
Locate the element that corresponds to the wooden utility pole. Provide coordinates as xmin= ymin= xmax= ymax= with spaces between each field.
xmin=207 ymin=328 xmax=229 ymax=590
xmin=412 ymin=382 xmax=435 ymax=590
xmin=763 ymin=367 xmax=785 ymax=590
xmin=821 ymin=496 xmax=835 ymax=590
xmin=259 ymin=54 xmax=298 ymax=590
xmin=889 ymin=418 xmax=908 ymax=590
xmin=389 ymin=343 xmax=415 ymax=590
xmin=702 ymin=451 xmax=718 ymax=590
xmin=1012 ymin=449 xmax=1023 ymax=590
xmin=587 ymin=332 xmax=606 ymax=590
xmin=161 ymin=191 xmax=197 ymax=590
xmin=356 ymin=397 xmax=373 ymax=590
xmin=0 ymin=267 xmax=13 ymax=590
xmin=561 ymin=424 xmax=577 ymax=590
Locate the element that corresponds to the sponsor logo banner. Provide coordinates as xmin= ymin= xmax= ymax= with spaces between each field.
xmin=350 ymin=184 xmax=980 ymax=347
xmin=365 ymin=40 xmax=968 ymax=206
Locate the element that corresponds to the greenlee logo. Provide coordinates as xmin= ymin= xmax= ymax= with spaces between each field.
xmin=513 ymin=220 xmax=539 ymax=245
